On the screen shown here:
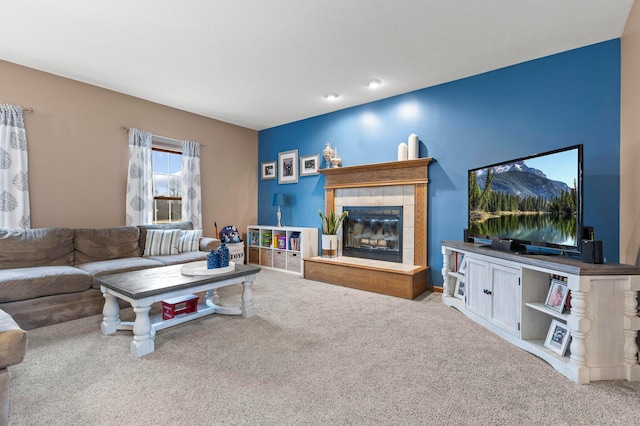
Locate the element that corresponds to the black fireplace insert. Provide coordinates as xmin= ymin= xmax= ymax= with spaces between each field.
xmin=342 ymin=206 xmax=403 ymax=263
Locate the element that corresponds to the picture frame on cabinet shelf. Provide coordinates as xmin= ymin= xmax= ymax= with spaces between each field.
xmin=278 ymin=149 xmax=298 ymax=184
xmin=544 ymin=319 xmax=571 ymax=356
xmin=454 ymin=277 xmax=465 ymax=300
xmin=457 ymin=255 xmax=466 ymax=275
xmin=261 ymin=161 xmax=277 ymax=180
xmin=544 ymin=279 xmax=569 ymax=313
xmin=300 ymin=154 xmax=320 ymax=176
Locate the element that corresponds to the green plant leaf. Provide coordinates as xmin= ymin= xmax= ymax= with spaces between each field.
xmin=318 ymin=208 xmax=348 ymax=235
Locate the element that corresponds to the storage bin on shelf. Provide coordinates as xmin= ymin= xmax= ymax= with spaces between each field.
xmin=259 ymin=248 xmax=273 ymax=267
xmin=274 ymin=250 xmax=286 ymax=269
xmin=248 ymin=246 xmax=260 ymax=264
xmin=286 ymin=252 xmax=301 ymax=273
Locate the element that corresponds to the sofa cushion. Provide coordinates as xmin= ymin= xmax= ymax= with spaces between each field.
xmin=137 ymin=221 xmax=194 ymax=253
xmin=0 ymin=309 xmax=27 ymax=369
xmin=0 ymin=266 xmax=92 ymax=303
xmin=177 ymin=229 xmax=202 ymax=253
xmin=143 ymin=229 xmax=181 ymax=256
xmin=0 ymin=228 xmax=74 ymax=270
xmin=74 ymin=226 xmax=141 ymax=264
xmin=75 ymin=257 xmax=164 ymax=289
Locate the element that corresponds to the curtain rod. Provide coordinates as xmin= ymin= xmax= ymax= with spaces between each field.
xmin=120 ymin=126 xmax=203 ymax=147
xmin=1 ymin=103 xmax=33 ymax=113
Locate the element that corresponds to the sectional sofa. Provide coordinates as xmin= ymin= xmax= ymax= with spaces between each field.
xmin=0 ymin=221 xmax=220 ymax=331
xmin=0 ymin=221 xmax=220 ymax=424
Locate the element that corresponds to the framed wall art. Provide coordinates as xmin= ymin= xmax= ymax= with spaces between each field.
xmin=300 ymin=154 xmax=320 ymax=176
xmin=261 ymin=161 xmax=276 ymax=180
xmin=278 ymin=149 xmax=298 ymax=184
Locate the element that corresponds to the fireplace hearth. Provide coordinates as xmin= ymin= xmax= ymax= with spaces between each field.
xmin=342 ymin=206 xmax=403 ymax=263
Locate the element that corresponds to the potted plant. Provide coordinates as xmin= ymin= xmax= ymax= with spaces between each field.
xmin=318 ymin=208 xmax=348 ymax=255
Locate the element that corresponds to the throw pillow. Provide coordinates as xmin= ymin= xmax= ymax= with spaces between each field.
xmin=177 ymin=229 xmax=202 ymax=253
xmin=143 ymin=229 xmax=181 ymax=256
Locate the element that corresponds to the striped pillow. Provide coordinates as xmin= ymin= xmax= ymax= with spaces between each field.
xmin=177 ymin=229 xmax=202 ymax=253
xmin=143 ymin=229 xmax=181 ymax=256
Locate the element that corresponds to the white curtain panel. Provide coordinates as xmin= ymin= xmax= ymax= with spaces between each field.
xmin=125 ymin=128 xmax=153 ymax=226
xmin=0 ymin=104 xmax=30 ymax=229
xmin=181 ymin=140 xmax=202 ymax=229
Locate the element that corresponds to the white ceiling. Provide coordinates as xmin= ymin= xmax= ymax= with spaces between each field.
xmin=0 ymin=0 xmax=634 ymax=131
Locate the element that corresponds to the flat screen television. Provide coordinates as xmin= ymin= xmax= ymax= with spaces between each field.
xmin=468 ymin=144 xmax=583 ymax=254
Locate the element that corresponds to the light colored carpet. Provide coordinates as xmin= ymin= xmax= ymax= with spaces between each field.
xmin=8 ymin=268 xmax=640 ymax=425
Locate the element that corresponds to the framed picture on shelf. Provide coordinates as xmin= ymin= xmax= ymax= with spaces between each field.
xmin=544 ymin=319 xmax=571 ymax=356
xmin=457 ymin=255 xmax=466 ymax=275
xmin=454 ymin=278 xmax=465 ymax=300
xmin=261 ymin=161 xmax=276 ymax=180
xmin=300 ymin=154 xmax=320 ymax=176
xmin=278 ymin=149 xmax=298 ymax=184
xmin=544 ymin=279 xmax=569 ymax=313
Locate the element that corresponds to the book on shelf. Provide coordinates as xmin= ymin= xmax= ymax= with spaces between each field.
xmin=261 ymin=231 xmax=272 ymax=247
xmin=290 ymin=232 xmax=300 ymax=251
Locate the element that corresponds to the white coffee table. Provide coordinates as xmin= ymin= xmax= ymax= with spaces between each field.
xmin=97 ymin=262 xmax=260 ymax=357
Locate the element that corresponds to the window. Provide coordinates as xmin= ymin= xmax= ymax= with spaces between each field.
xmin=152 ymin=147 xmax=182 ymax=223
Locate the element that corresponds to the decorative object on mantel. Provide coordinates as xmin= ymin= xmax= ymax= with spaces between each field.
xmin=408 ymin=133 xmax=419 ymax=160
xmin=272 ymin=193 xmax=286 ymax=227
xmin=322 ymin=142 xmax=334 ymax=168
xmin=397 ymin=142 xmax=408 ymax=161
xmin=318 ymin=208 xmax=348 ymax=257
xmin=330 ymin=147 xmax=342 ymax=168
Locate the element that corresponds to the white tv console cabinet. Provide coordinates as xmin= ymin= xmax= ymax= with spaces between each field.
xmin=441 ymin=240 xmax=640 ymax=384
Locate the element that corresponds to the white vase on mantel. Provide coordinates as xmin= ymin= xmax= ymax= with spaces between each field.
xmin=408 ymin=133 xmax=419 ymax=160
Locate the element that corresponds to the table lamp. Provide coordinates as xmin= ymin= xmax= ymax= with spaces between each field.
xmin=272 ymin=193 xmax=286 ymax=227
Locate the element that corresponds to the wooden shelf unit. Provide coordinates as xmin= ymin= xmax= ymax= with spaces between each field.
xmin=441 ymin=240 xmax=640 ymax=384
xmin=247 ymin=226 xmax=318 ymax=275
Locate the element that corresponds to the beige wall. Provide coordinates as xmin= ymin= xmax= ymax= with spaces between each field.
xmin=0 ymin=60 xmax=258 ymax=238
xmin=621 ymin=3 xmax=640 ymax=264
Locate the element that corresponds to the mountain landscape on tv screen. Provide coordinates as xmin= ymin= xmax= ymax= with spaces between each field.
xmin=475 ymin=161 xmax=571 ymax=200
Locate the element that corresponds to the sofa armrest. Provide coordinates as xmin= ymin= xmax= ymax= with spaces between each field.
xmin=199 ymin=237 xmax=221 ymax=252
xmin=0 ymin=310 xmax=27 ymax=370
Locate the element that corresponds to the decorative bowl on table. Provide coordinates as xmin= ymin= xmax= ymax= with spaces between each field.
xmin=181 ymin=261 xmax=236 ymax=276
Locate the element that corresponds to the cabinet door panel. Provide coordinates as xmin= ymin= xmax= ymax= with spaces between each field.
xmin=465 ymin=258 xmax=491 ymax=317
xmin=491 ymin=264 xmax=520 ymax=336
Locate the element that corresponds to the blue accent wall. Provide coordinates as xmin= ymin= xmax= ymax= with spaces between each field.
xmin=258 ymin=40 xmax=621 ymax=287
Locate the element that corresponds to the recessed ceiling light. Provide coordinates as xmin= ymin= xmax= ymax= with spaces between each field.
xmin=368 ymin=79 xmax=382 ymax=89
xmin=325 ymin=94 xmax=339 ymax=101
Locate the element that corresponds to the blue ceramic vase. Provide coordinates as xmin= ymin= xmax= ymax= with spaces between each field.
xmin=218 ymin=243 xmax=229 ymax=267
xmin=207 ymin=249 xmax=219 ymax=269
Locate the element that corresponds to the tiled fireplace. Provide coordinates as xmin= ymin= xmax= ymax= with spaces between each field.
xmin=304 ymin=158 xmax=433 ymax=299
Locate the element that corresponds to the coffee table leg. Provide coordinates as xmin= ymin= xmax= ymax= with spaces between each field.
xmin=100 ymin=291 xmax=121 ymax=335
xmin=205 ymin=288 xmax=220 ymax=305
xmin=242 ymin=279 xmax=258 ymax=318
xmin=130 ymin=304 xmax=155 ymax=357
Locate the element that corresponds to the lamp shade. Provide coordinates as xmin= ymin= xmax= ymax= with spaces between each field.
xmin=272 ymin=193 xmax=286 ymax=207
